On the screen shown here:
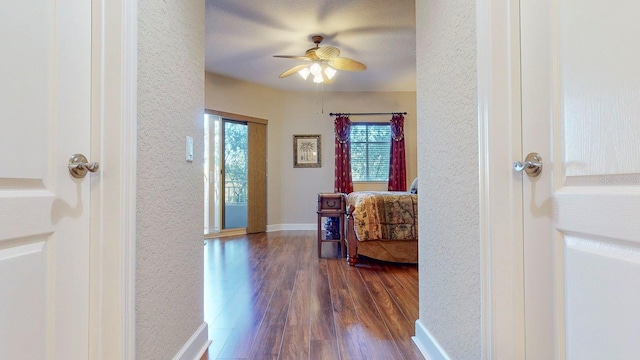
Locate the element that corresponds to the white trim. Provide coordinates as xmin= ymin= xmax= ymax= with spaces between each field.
xmin=122 ymin=1 xmax=138 ymax=358
xmin=172 ymin=322 xmax=211 ymax=360
xmin=88 ymin=0 xmax=137 ymax=359
xmin=476 ymin=2 xmax=488 ymax=356
xmin=266 ymin=223 xmax=316 ymax=232
xmin=476 ymin=0 xmax=525 ymax=359
xmin=412 ymin=319 xmax=451 ymax=360
xmin=205 ymin=224 xmax=317 ymax=236
xmin=90 ymin=1 xmax=106 ymax=357
xmin=89 ymin=0 xmax=138 ymax=360
xmin=204 ymin=228 xmax=246 ymax=238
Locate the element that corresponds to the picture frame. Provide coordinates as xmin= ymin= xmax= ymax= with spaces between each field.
xmin=293 ymin=134 xmax=321 ymax=168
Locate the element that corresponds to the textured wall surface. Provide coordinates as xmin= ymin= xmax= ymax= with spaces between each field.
xmin=137 ymin=0 xmax=205 ymax=358
xmin=416 ymin=0 xmax=481 ymax=358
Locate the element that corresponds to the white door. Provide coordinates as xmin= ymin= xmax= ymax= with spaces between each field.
xmin=521 ymin=0 xmax=640 ymax=358
xmin=0 ymin=1 xmax=92 ymax=358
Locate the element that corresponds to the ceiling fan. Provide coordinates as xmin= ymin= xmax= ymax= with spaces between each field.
xmin=274 ymin=35 xmax=367 ymax=84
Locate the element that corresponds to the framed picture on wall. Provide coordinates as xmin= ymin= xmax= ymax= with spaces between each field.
xmin=293 ymin=134 xmax=321 ymax=168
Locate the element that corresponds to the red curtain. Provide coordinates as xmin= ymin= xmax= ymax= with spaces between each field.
xmin=334 ymin=115 xmax=353 ymax=193
xmin=388 ymin=114 xmax=407 ymax=191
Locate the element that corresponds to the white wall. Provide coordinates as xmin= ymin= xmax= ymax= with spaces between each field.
xmin=415 ymin=0 xmax=481 ymax=359
xmin=205 ymin=73 xmax=417 ymax=227
xmin=137 ymin=0 xmax=205 ymax=358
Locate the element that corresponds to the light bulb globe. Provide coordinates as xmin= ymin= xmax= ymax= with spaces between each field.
xmin=324 ymin=66 xmax=337 ymax=79
xmin=298 ymin=67 xmax=310 ymax=80
xmin=310 ymin=63 xmax=322 ymax=76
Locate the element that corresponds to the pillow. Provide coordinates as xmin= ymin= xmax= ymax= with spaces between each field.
xmin=409 ymin=178 xmax=418 ymax=194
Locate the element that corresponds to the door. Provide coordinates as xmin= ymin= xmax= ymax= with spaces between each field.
xmin=222 ymin=120 xmax=248 ymax=229
xmin=246 ymin=121 xmax=267 ymax=234
xmin=204 ymin=115 xmax=249 ymax=233
xmin=204 ymin=111 xmax=267 ymax=236
xmin=0 ymin=1 xmax=92 ymax=358
xmin=521 ymin=0 xmax=640 ymax=358
xmin=204 ymin=113 xmax=220 ymax=234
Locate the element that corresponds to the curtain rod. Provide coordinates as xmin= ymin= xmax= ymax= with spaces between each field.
xmin=329 ymin=112 xmax=407 ymax=116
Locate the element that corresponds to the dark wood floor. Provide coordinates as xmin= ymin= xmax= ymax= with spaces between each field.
xmin=201 ymin=231 xmax=423 ymax=360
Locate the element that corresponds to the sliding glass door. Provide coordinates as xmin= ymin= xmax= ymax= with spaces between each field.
xmin=204 ymin=113 xmax=219 ymax=234
xmin=204 ymin=114 xmax=248 ymax=234
xmin=205 ymin=111 xmax=267 ymax=236
xmin=222 ymin=120 xmax=248 ymax=229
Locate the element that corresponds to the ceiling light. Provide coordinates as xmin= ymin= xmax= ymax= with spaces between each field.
xmin=288 ymin=63 xmax=338 ymax=85
xmin=324 ymin=66 xmax=337 ymax=80
xmin=275 ymin=35 xmax=367 ymax=86
xmin=298 ymin=67 xmax=310 ymax=80
xmin=310 ymin=63 xmax=322 ymax=76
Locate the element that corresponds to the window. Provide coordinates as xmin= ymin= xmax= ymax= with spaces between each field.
xmin=350 ymin=123 xmax=391 ymax=181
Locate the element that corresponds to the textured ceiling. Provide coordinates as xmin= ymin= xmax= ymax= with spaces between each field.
xmin=205 ymin=0 xmax=416 ymax=92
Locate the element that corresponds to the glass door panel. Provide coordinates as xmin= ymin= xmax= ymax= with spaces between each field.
xmin=222 ymin=120 xmax=248 ymax=229
xmin=204 ymin=114 xmax=221 ymax=234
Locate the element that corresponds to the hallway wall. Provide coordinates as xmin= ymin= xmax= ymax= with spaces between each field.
xmin=136 ymin=0 xmax=205 ymax=358
xmin=416 ymin=0 xmax=481 ymax=358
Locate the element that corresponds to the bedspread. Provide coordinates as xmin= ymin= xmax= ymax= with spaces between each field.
xmin=347 ymin=191 xmax=418 ymax=241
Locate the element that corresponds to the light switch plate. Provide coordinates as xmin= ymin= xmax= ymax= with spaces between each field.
xmin=186 ymin=136 xmax=194 ymax=162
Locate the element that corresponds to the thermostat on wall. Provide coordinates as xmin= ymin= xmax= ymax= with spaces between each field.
xmin=186 ymin=136 xmax=194 ymax=162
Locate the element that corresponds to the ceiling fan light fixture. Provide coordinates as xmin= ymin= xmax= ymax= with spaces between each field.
xmin=274 ymin=35 xmax=366 ymax=85
xmin=298 ymin=67 xmax=310 ymax=80
xmin=324 ymin=66 xmax=337 ymax=80
xmin=310 ymin=62 xmax=322 ymax=76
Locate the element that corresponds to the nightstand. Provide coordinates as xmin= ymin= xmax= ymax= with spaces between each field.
xmin=316 ymin=193 xmax=346 ymax=258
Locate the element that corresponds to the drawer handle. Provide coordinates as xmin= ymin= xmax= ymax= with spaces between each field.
xmin=326 ymin=200 xmax=337 ymax=207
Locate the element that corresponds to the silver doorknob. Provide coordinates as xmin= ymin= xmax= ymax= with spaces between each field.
xmin=68 ymin=154 xmax=100 ymax=178
xmin=514 ymin=152 xmax=542 ymax=177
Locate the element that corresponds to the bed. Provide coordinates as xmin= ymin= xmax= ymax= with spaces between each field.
xmin=345 ymin=191 xmax=418 ymax=266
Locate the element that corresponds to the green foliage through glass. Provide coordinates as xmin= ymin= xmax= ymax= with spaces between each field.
xmin=350 ymin=123 xmax=390 ymax=182
xmin=224 ymin=121 xmax=248 ymax=204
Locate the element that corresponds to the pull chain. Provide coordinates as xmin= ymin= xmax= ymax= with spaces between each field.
xmin=315 ymin=83 xmax=325 ymax=114
xmin=321 ymin=83 xmax=324 ymax=114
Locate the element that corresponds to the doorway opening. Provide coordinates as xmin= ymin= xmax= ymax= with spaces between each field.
xmin=204 ymin=110 xmax=267 ymax=237
xmin=204 ymin=113 xmax=249 ymax=235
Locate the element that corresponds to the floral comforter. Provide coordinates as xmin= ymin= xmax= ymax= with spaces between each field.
xmin=347 ymin=191 xmax=418 ymax=241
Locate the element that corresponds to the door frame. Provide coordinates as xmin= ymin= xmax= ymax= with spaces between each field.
xmin=89 ymin=0 xmax=137 ymax=358
xmin=96 ymin=1 xmax=529 ymax=358
xmin=220 ymin=118 xmax=249 ymax=231
xmin=477 ymin=0 xmax=526 ymax=358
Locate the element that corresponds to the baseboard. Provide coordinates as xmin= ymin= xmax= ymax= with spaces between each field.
xmin=412 ymin=319 xmax=451 ymax=360
xmin=266 ymin=223 xmax=316 ymax=232
xmin=204 ymin=228 xmax=246 ymax=238
xmin=173 ymin=322 xmax=211 ymax=360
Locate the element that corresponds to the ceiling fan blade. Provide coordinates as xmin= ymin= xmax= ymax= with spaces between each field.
xmin=304 ymin=48 xmax=320 ymax=61
xmin=315 ymin=46 xmax=340 ymax=60
xmin=279 ymin=64 xmax=310 ymax=78
xmin=328 ymin=57 xmax=367 ymax=71
xmin=273 ymin=55 xmax=311 ymax=61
